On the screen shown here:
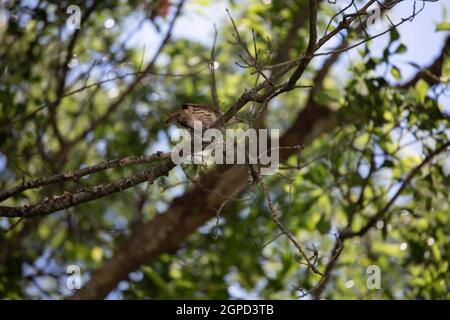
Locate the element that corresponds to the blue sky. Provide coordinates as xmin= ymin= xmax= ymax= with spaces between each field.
xmin=1 ymin=1 xmax=448 ymax=180
xmin=124 ymin=0 xmax=449 ymax=110
xmin=0 ymin=0 xmax=448 ymax=300
xmin=118 ymin=0 xmax=449 ymax=168
xmin=1 ymin=0 xmax=448 ymax=188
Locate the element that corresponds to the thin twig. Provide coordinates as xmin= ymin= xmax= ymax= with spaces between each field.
xmin=250 ymin=164 xmax=323 ymax=275
xmin=210 ymin=24 xmax=220 ymax=109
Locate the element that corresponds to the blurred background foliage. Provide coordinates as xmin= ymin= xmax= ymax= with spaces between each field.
xmin=0 ymin=0 xmax=449 ymax=299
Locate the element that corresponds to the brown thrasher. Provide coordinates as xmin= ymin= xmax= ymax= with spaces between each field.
xmin=165 ymin=103 xmax=237 ymax=130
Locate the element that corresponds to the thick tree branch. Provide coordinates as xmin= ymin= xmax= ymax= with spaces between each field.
xmin=400 ymin=36 xmax=449 ymax=89
xmin=71 ymin=99 xmax=338 ymax=299
xmin=70 ymin=1 xmax=420 ymax=299
xmin=0 ymin=157 xmax=175 ymax=218
xmin=0 ymin=152 xmax=170 ymax=203
xmin=283 ymin=0 xmax=318 ymax=90
xmin=273 ymin=0 xmax=323 ymax=64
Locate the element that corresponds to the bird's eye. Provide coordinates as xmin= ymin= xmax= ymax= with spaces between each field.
xmin=181 ymin=104 xmax=189 ymax=110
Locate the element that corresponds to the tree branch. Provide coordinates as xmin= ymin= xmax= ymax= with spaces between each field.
xmin=251 ymin=164 xmax=323 ymax=275
xmin=340 ymin=140 xmax=450 ymax=239
xmin=0 ymin=152 xmax=170 ymax=203
xmin=310 ymin=141 xmax=450 ymax=299
xmin=67 ymin=0 xmax=186 ymax=148
xmin=0 ymin=157 xmax=175 ymax=218
xmin=400 ymin=36 xmax=449 ymax=88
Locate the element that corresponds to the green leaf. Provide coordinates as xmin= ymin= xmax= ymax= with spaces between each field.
xmin=382 ymin=47 xmax=390 ymax=61
xmin=389 ymin=29 xmax=400 ymax=43
xmin=442 ymin=56 xmax=450 ymax=78
xmin=50 ymin=229 xmax=67 ymax=248
xmin=395 ymin=43 xmax=407 ymax=54
xmin=91 ymin=246 xmax=104 ymax=262
xmin=390 ymin=66 xmax=402 ymax=80
xmin=316 ymin=214 xmax=331 ymax=233
xmin=436 ymin=21 xmax=450 ymax=31
xmin=415 ymin=79 xmax=429 ymax=103
xmin=383 ymin=159 xmax=395 ymax=168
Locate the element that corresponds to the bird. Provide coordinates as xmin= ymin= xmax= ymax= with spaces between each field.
xmin=165 ymin=103 xmax=237 ymax=131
